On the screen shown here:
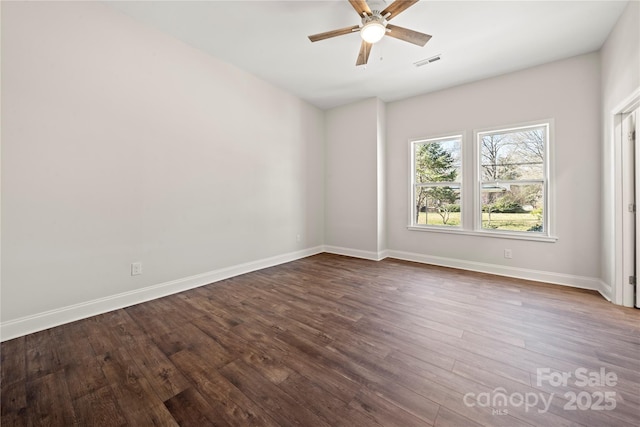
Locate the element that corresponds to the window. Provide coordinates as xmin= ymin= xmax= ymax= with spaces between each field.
xmin=411 ymin=135 xmax=462 ymax=228
xmin=408 ymin=121 xmax=555 ymax=242
xmin=477 ymin=122 xmax=550 ymax=235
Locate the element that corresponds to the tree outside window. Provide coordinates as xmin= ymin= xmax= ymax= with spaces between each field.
xmin=479 ymin=125 xmax=547 ymax=233
xmin=412 ymin=136 xmax=462 ymax=227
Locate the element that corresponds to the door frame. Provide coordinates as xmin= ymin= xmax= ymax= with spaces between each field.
xmin=612 ymin=87 xmax=640 ymax=306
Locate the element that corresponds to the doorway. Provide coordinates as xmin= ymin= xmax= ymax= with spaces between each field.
xmin=620 ymin=108 xmax=638 ymax=307
xmin=614 ymin=87 xmax=640 ymax=308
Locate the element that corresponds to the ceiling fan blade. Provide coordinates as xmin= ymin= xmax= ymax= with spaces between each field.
xmin=356 ymin=40 xmax=373 ymax=66
xmin=381 ymin=0 xmax=419 ymax=20
xmin=385 ymin=24 xmax=431 ymax=46
xmin=348 ymin=0 xmax=372 ymax=16
xmin=308 ymin=25 xmax=360 ymax=42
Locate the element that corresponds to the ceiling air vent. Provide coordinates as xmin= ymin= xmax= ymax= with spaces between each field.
xmin=414 ymin=54 xmax=441 ymax=67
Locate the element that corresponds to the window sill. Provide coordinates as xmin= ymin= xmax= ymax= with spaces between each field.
xmin=407 ymin=226 xmax=558 ymax=243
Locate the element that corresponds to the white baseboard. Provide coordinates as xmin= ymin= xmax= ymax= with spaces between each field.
xmin=321 ymin=247 xmax=605 ymax=292
xmin=0 ymin=245 xmax=610 ymax=341
xmin=0 ymin=246 xmax=324 ymax=342
xmin=323 ymin=245 xmax=387 ymax=261
xmin=597 ymin=280 xmax=612 ymax=301
xmin=386 ymin=249 xmax=604 ymax=292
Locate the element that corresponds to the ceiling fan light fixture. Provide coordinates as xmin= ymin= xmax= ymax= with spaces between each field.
xmin=360 ymin=15 xmax=387 ymax=43
xmin=361 ymin=21 xmax=386 ymax=43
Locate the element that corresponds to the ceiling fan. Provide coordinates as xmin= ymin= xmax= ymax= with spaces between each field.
xmin=308 ymin=0 xmax=431 ymax=66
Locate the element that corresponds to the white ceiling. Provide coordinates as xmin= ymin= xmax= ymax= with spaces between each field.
xmin=106 ymin=0 xmax=628 ymax=110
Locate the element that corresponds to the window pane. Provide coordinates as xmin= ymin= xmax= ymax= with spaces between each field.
xmin=415 ymin=138 xmax=462 ymax=184
xmin=480 ymin=126 xmax=545 ymax=181
xmin=415 ymin=186 xmax=461 ymax=226
xmin=481 ymin=184 xmax=544 ymax=232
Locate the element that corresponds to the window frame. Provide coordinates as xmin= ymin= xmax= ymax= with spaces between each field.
xmin=407 ymin=120 xmax=557 ymax=243
xmin=473 ymin=120 xmax=555 ymax=240
xmin=409 ymin=133 xmax=464 ymax=230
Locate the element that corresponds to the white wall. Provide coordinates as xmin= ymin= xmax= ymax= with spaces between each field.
xmin=376 ymin=98 xmax=387 ymax=254
xmin=386 ymin=54 xmax=603 ymax=286
xmin=1 ymin=2 xmax=324 ymax=330
xmin=600 ymin=0 xmax=640 ymax=296
xmin=325 ymin=97 xmax=385 ymax=257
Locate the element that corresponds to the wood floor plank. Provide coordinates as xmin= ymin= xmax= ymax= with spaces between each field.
xmin=348 ymin=388 xmax=432 ymax=427
xmin=169 ymin=349 xmax=278 ymax=426
xmin=278 ymin=371 xmax=379 ymax=427
xmin=125 ymin=299 xmax=191 ymax=339
xmin=276 ymin=343 xmax=362 ymax=404
xmin=1 ymin=337 xmax=26 ymax=386
xmin=190 ymin=319 xmax=254 ymax=361
xmin=187 ymin=289 xmax=246 ymax=328
xmin=434 ymin=406 xmax=484 ymax=427
xmin=2 ymin=253 xmax=638 ymax=427
xmin=71 ymin=385 xmax=127 ymax=426
xmin=1 ymin=381 xmax=26 ymax=425
xmin=25 ymin=371 xmax=76 ymax=425
xmin=276 ymin=327 xmax=444 ymax=425
xmin=84 ymin=309 xmax=146 ymax=355
xmin=64 ymin=353 xmax=110 ymax=400
xmin=25 ymin=330 xmax=62 ymax=381
xmin=241 ymin=351 xmax=294 ymax=384
xmin=123 ymin=337 xmax=191 ymax=402
xmin=219 ymin=359 xmax=332 ymax=427
xmin=0 ymin=412 xmax=27 ymax=427
xmin=163 ymin=388 xmax=227 ymax=427
xmin=52 ymin=319 xmax=97 ymax=367
xmin=152 ymin=321 xmax=235 ymax=372
xmin=98 ymin=347 xmax=169 ymax=424
xmin=125 ymin=403 xmax=179 ymax=427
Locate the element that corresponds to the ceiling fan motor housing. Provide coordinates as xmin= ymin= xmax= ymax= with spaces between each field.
xmin=361 ymin=10 xmax=387 ymax=26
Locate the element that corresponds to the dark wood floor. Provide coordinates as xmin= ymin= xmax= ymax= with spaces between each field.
xmin=2 ymin=253 xmax=639 ymax=426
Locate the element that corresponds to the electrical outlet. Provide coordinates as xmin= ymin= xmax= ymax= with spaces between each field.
xmin=296 ymin=234 xmax=301 ymax=242
xmin=504 ymin=249 xmax=512 ymax=259
xmin=131 ymin=262 xmax=142 ymax=276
